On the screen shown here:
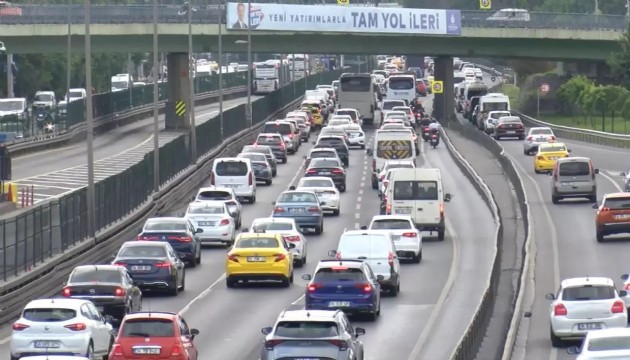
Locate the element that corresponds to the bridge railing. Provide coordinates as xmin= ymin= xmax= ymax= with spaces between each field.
xmin=0 ymin=5 xmax=628 ymax=30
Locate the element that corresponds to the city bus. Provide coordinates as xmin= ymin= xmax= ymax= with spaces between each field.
xmin=252 ymin=59 xmax=290 ymax=94
xmin=337 ymin=73 xmax=380 ymax=125
xmin=386 ymin=74 xmax=415 ymax=104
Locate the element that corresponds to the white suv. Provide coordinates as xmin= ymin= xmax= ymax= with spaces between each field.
xmin=11 ymin=298 xmax=113 ymax=359
xmin=210 ymin=157 xmax=256 ymax=203
xmin=546 ymin=277 xmax=628 ymax=347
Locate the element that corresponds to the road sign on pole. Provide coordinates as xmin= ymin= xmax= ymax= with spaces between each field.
xmin=540 ymin=83 xmax=550 ymax=94
xmin=480 ymin=0 xmax=491 ymax=10
xmin=432 ymin=81 xmax=443 ymax=94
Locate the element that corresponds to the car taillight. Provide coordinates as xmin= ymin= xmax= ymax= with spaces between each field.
xmin=612 ymin=300 xmax=625 ymax=314
xmin=288 ymin=134 xmax=294 ymax=139
xmin=537 ymin=156 xmax=544 ymax=161
xmin=154 ymin=261 xmax=171 ymax=268
xmin=220 ymin=218 xmax=230 ymax=226
xmin=12 ymin=323 xmax=29 ymax=331
xmin=355 ymin=283 xmax=372 ymax=293
xmin=515 ymin=124 xmax=523 ymax=128
xmin=64 ymin=323 xmax=87 ymax=331
xmin=308 ymin=207 xmax=320 ymax=213
xmin=169 ymin=236 xmax=192 ymax=242
xmin=332 ymin=169 xmax=343 ymax=174
xmin=273 ymin=207 xmax=285 ymax=213
xmin=439 ymin=203 xmax=444 ymax=216
xmin=554 ymin=303 xmax=567 ymax=316
xmin=308 ymin=283 xmax=323 ymax=292
xmin=388 ymin=252 xmax=395 ymax=267
xmin=327 ymin=339 xmax=349 ymax=350
xmin=249 ymin=172 xmax=253 ymax=186
xmin=283 ymin=235 xmax=300 ymax=242
xmin=113 ymin=261 xmax=127 ymax=267
xmin=228 ymin=254 xmax=239 ymax=262
xmin=111 ymin=344 xmax=123 ymax=356
xmin=114 ymin=287 xmax=126 ymax=297
xmin=252 ymin=141 xmax=258 ymax=145
xmin=226 ymin=201 xmax=237 ymax=206
xmin=379 ymin=175 xmax=385 ymax=180
xmin=625 ymin=283 xmax=630 ymax=291
xmin=497 ymin=125 xmax=505 ymax=129
xmin=402 ymin=232 xmax=417 ymax=237
xmin=527 ymin=136 xmax=533 ymax=141
xmin=62 ymin=286 xmax=72 ymax=297
xmin=274 ymin=254 xmax=286 ymax=262
xmin=171 ymin=344 xmax=183 ymax=356
xmin=600 ymin=207 xmax=610 ymax=212
xmin=265 ymin=340 xmax=284 ymax=349
xmin=306 ymin=169 xmax=317 ymax=174
xmin=210 ymin=173 xmax=215 ymax=185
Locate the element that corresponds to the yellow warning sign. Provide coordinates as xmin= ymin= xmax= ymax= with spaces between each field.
xmin=432 ymin=81 xmax=444 ymax=94
xmin=479 ymin=0 xmax=491 ymax=10
xmin=175 ymin=101 xmax=186 ymax=117
xmin=337 ymin=0 xmax=349 ymax=4
xmin=376 ymin=140 xmax=411 ymax=160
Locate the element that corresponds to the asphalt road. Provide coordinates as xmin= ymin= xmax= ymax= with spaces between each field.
xmin=0 ymin=104 xmax=496 ymax=359
xmin=11 ymin=96 xmax=261 ymax=204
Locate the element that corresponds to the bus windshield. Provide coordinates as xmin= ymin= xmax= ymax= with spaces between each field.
xmin=340 ymin=77 xmax=371 ymax=92
xmin=388 ymin=77 xmax=414 ymax=90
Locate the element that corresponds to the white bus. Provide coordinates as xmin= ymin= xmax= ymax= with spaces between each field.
xmin=287 ymin=54 xmax=310 ymax=81
xmin=337 ymin=73 xmax=380 ymax=125
xmin=386 ymin=74 xmax=415 ymax=104
xmin=252 ymin=59 xmax=290 ymax=94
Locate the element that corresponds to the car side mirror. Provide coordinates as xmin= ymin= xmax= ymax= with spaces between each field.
xmin=320 ymin=201 xmax=326 ymax=206
xmin=312 ymin=141 xmax=316 ymax=145
xmin=622 ymin=274 xmax=629 ymax=281
xmin=355 ymin=327 xmax=366 ymax=337
xmin=190 ymin=196 xmax=195 ymax=201
xmin=328 ymin=250 xmax=337 ymax=257
xmin=271 ymin=201 xmax=276 ymax=206
xmin=261 ymin=327 xmax=272 ymax=335
xmin=196 ymin=228 xmax=203 ymax=234
xmin=360 ymin=226 xmax=367 ymax=230
xmin=302 ymin=274 xmax=312 ymax=281
xmin=376 ymin=275 xmax=385 ymax=281
xmin=444 ymin=193 xmax=452 ymax=202
xmin=289 ymin=186 xmax=296 ymax=190
xmin=302 ymin=155 xmax=307 ymax=159
xmin=620 ymin=290 xmax=628 ymax=297
xmin=288 ymin=243 xmax=296 ymax=249
xmin=594 ymin=168 xmax=599 ymax=174
xmin=241 ymin=227 xmax=249 ymax=232
xmin=567 ymin=149 xmax=572 ymax=153
xmin=592 ymin=204 xmax=599 ymax=209
xmin=190 ymin=328 xmax=200 ymax=338
xmin=566 ymin=346 xmax=580 ymax=355
xmin=545 ymin=293 xmax=556 ymax=300
xmin=103 ymin=315 xmax=114 ymax=324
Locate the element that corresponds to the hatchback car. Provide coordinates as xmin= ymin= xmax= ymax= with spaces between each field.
xmin=492 ymin=116 xmax=525 ymax=140
xmin=335 ymin=108 xmax=361 ymax=124
xmin=248 ymin=217 xmax=308 ymax=267
xmin=546 ymin=277 xmax=628 ymax=347
xmin=183 ymin=201 xmax=236 ymax=246
xmin=272 ymin=190 xmax=325 ymax=235
xmin=303 ymin=147 xmax=341 ymax=169
xmin=237 ymin=152 xmax=276 ymax=179
xmin=367 ymin=215 xmax=422 ymax=263
xmin=260 ymin=309 xmax=365 ymax=360
xmin=314 ymin=135 xmax=349 ymax=167
xmin=254 ymin=133 xmax=288 ymax=164
xmin=551 ymin=157 xmax=598 ymax=204
xmin=225 ymin=232 xmax=295 ymax=287
xmin=61 ymin=265 xmax=142 ymax=322
xmin=11 ymin=299 xmax=113 ymax=359
xmin=523 ymin=126 xmax=556 ymax=155
xmin=534 ymin=142 xmax=571 ymax=174
xmin=567 ymin=327 xmax=630 ymax=359
xmin=137 ymin=217 xmax=202 ymax=267
xmin=108 ymin=312 xmax=199 ymax=360
xmin=305 ymin=158 xmax=347 ymax=192
xmin=302 ymin=260 xmax=382 ymax=320
xmin=262 ymin=120 xmax=299 ymax=153
xmin=327 ymin=118 xmax=352 ymax=127
xmin=593 ymin=193 xmax=630 ymax=242
xmin=250 ymin=157 xmax=273 ymax=185
xmin=241 ymin=145 xmax=278 ymax=176
xmin=344 ymin=124 xmax=365 ymax=149
xmin=112 ymin=241 xmax=186 ymax=295
xmin=296 ymin=177 xmax=341 ymax=216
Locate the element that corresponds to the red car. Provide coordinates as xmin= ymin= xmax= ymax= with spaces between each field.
xmin=109 ymin=312 xmax=199 ymax=360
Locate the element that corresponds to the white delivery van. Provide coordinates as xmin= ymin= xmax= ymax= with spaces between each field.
xmin=384 ymin=168 xmax=452 ymax=241
xmin=479 ymin=93 xmax=510 ymax=113
xmin=210 ymin=157 xmax=256 ymax=203
xmin=368 ymin=129 xmax=417 ymax=189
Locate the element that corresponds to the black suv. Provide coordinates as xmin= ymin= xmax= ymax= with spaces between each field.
xmin=314 ymin=135 xmax=349 ymax=167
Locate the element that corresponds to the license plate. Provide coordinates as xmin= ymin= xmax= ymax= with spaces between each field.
xmin=577 ymin=323 xmax=602 ymax=331
xmin=614 ymin=214 xmax=630 ymax=220
xmin=549 ymin=157 xmax=558 ymax=160
xmin=247 ymin=256 xmax=266 ymax=262
xmin=329 ymin=301 xmax=350 ymax=307
xmin=395 ymin=208 xmax=412 ymax=214
xmin=537 ymin=137 xmax=546 ymax=142
xmin=560 ymin=182 xmax=574 ymax=186
xmin=34 ymin=340 xmax=60 ymax=348
xmin=319 ymin=171 xmax=331 ymax=175
xmin=198 ymin=221 xmax=215 ymax=226
xmin=226 ymin=184 xmax=239 ymax=188
xmin=133 ymin=348 xmax=161 ymax=355
xmin=506 ymin=130 xmax=516 ymax=134
xmin=289 ymin=208 xmax=305 ymax=213
xmin=391 ymin=235 xmax=401 ymax=241
xmin=131 ymin=265 xmax=151 ymax=271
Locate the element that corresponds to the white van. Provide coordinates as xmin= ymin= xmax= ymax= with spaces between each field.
xmin=368 ymin=129 xmax=417 ymax=189
xmin=210 ymin=157 xmax=256 ymax=203
xmin=384 ymin=169 xmax=452 ymax=241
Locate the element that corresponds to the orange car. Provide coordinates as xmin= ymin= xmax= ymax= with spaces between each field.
xmin=593 ymin=193 xmax=630 ymax=242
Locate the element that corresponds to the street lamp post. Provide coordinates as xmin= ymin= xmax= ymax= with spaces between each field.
xmin=66 ymin=2 xmax=72 ymax=105
xmin=246 ymin=0 xmax=252 ymax=127
xmin=84 ymin=0 xmax=96 ymax=238
xmin=218 ymin=0 xmax=224 ymax=140
xmin=186 ymin=1 xmax=197 ymax=161
xmin=152 ymin=0 xmax=160 ymax=192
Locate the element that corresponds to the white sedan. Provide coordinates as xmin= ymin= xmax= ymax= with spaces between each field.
xmin=247 ymin=217 xmax=308 ymax=267
xmin=296 ymin=177 xmax=341 ymax=216
xmin=567 ymin=328 xmax=630 ymax=359
xmin=182 ymin=200 xmax=236 ymax=246
xmin=344 ymin=125 xmax=365 ymax=149
xmin=367 ymin=215 xmax=422 ymax=263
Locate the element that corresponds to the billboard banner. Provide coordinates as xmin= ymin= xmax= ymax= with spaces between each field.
xmin=226 ymin=2 xmax=461 ymax=36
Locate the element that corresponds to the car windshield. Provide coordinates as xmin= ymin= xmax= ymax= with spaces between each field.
xmin=68 ymin=91 xmax=83 ymax=98
xmin=215 ymin=161 xmax=248 ymax=176
xmin=603 ymin=197 xmax=630 ymax=210
xmin=34 ymin=94 xmax=53 ymax=102
xmin=311 ymin=151 xmax=335 ymax=158
xmin=328 ymin=120 xmax=350 ymax=126
xmin=540 ymin=145 xmax=567 ymax=152
xmin=562 ymin=285 xmax=615 ymax=301
xmin=300 ymin=179 xmax=334 ymax=188
xmin=559 ymin=162 xmax=590 ymax=176
xmin=317 ymin=138 xmax=345 ymax=148
xmin=0 ymin=100 xmax=23 ymax=111
xmin=275 ymin=321 xmax=339 ymax=338
xmin=314 ymin=267 xmax=367 ymax=282
xmin=144 ymin=221 xmax=187 ymax=231
xmin=311 ymin=159 xmax=341 ymax=168
xmin=263 ymin=123 xmax=292 ymax=135
xmin=257 ymin=135 xmax=282 ymax=144
xmin=588 ymin=336 xmax=630 ymax=351
xmin=490 ymin=112 xmax=511 ymax=119
xmin=531 ymin=128 xmax=553 ymax=135
xmin=393 ymin=181 xmax=438 ymax=201
xmin=336 ymin=111 xmax=357 ymax=120
xmin=252 ymin=222 xmax=293 ymax=231
xmin=23 ymin=308 xmax=76 ymax=322
xmin=383 ymin=101 xmax=405 ymax=110
xmin=238 ymin=153 xmax=266 ymax=162
xmin=340 ymin=77 xmax=371 ymax=92
xmin=338 ymin=235 xmax=390 ymax=257
xmin=187 ymin=205 xmax=225 ymax=214
xmin=235 ymin=237 xmax=279 ymax=248
xmin=121 ymin=319 xmax=175 ymax=337
xmin=278 ymin=192 xmax=318 ymax=203
xmin=69 ymin=268 xmax=121 ymax=283
xmin=242 ymin=146 xmax=271 ymax=155
xmin=197 ymin=190 xmax=231 ymax=201
xmin=118 ymin=245 xmax=167 ymax=258
xmin=371 ymin=219 xmax=413 ymax=230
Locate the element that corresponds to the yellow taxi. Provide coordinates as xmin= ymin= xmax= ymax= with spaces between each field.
xmin=225 ymin=232 xmax=294 ymax=288
xmin=534 ymin=142 xmax=571 ymax=174
xmin=300 ymin=100 xmax=324 ymax=129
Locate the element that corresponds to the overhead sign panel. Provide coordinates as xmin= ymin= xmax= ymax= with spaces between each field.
xmin=226 ymin=2 xmax=461 ymax=36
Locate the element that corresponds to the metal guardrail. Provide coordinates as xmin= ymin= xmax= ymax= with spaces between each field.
xmin=0 ymin=68 xmax=350 ymax=326
xmin=0 ymin=5 xmax=627 ymax=30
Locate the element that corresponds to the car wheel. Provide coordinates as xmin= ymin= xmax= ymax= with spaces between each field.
xmin=360 ymin=145 xmax=365 ymax=149
xmin=249 ymin=195 xmax=256 ymax=204
xmin=519 ymin=136 xmax=525 ymax=140
xmin=226 ymin=276 xmax=236 ymax=288
xmin=236 ymin=218 xmax=241 ymax=230
xmin=523 ymin=149 xmax=528 ymax=155
xmin=366 ymin=310 xmax=377 ymax=321
xmin=272 ymin=169 xmax=277 ymax=177
xmin=169 ymin=280 xmax=179 ymax=296
xmin=188 ymin=259 xmax=197 ymax=268
xmin=265 ymin=179 xmax=272 ymax=186
xmin=371 ymin=178 xmax=378 ymax=190
xmin=196 ymin=248 xmax=201 ymax=264
xmin=281 ymin=276 xmax=291 ymax=288
xmin=180 ymin=274 xmax=186 ymax=291
xmin=551 ymin=195 xmax=560 ymax=204
xmin=332 ymin=208 xmax=340 ymax=216
xmin=534 ymin=170 xmax=541 ymax=174
xmin=389 ymin=284 xmax=399 ymax=297
xmin=282 ymin=157 xmax=287 ymax=164
xmin=339 ymin=184 xmax=346 ymax=193
xmin=412 ymin=250 xmax=422 ymax=263
xmin=550 ymin=328 xmax=563 ymax=347
xmin=597 ymin=231 xmax=605 ymax=242
xmin=294 ymin=258 xmax=304 ymax=268
xmin=85 ymin=342 xmax=95 ymax=360
xmin=589 ymin=194 xmax=597 ymax=203
xmin=437 ymin=228 xmax=445 ymax=241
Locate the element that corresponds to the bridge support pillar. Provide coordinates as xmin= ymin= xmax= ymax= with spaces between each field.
xmin=165 ymin=52 xmax=191 ymax=130
xmin=432 ymin=57 xmax=455 ymax=124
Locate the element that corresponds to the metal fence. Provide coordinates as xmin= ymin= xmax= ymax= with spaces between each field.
xmin=0 ymin=68 xmax=350 ymax=281
xmin=0 ymin=5 xmax=627 ymax=30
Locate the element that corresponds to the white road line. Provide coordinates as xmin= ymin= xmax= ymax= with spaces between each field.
xmin=600 ymin=171 xmax=624 ymax=192
xmin=354 ymin=222 xmax=360 ymax=229
xmin=290 ymin=294 xmax=305 ymax=305
xmin=358 ymin=189 xmax=363 ymax=195
xmin=355 ymin=204 xmax=361 ymax=210
xmin=355 ymin=213 xmax=360 ymax=219
xmin=179 ymin=273 xmax=226 ymax=316
xmin=360 ymin=182 xmax=365 ymax=188
xmin=14 ymin=145 xmax=81 ymax=160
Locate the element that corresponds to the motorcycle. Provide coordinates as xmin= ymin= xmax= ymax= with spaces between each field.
xmin=421 ymin=126 xmax=431 ymax=142
xmin=429 ymin=132 xmax=440 ymax=149
xmin=414 ymin=110 xmax=424 ymax=125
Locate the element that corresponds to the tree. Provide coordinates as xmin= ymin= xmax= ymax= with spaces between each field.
xmin=557 ymin=75 xmax=594 ymax=118
xmin=607 ymin=23 xmax=630 ymax=90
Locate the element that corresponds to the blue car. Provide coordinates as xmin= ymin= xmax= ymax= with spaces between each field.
xmin=272 ymin=190 xmax=325 ymax=234
xmin=302 ymin=259 xmax=382 ymax=321
xmin=137 ymin=217 xmax=202 ymax=267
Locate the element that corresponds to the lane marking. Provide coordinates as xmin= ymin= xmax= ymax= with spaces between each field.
xmin=355 ymin=204 xmax=361 ymax=210
xmin=355 ymin=213 xmax=360 ymax=219
xmin=179 ymin=273 xmax=226 ymax=315
xmin=291 ymin=294 xmax=305 ymax=305
xmin=14 ymin=145 xmax=81 ymax=160
xmin=600 ymin=171 xmax=623 ymax=192
xmin=354 ymin=222 xmax=360 ymax=229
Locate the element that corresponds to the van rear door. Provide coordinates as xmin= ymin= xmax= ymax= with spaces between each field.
xmin=213 ymin=159 xmax=251 ymax=192
xmin=392 ymin=176 xmax=441 ymax=227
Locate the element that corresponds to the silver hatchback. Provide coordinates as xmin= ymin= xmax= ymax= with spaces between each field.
xmin=550 ymin=157 xmax=598 ymax=204
xmin=260 ymin=309 xmax=365 ymax=360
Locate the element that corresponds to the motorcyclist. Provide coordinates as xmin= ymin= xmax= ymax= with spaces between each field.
xmin=419 ymin=115 xmax=432 ymax=128
xmin=428 ymin=118 xmax=441 ymax=135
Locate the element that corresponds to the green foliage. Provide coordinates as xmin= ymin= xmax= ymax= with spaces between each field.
xmin=556 ymin=75 xmax=593 ymax=114
xmin=608 ymin=23 xmax=630 ymax=90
